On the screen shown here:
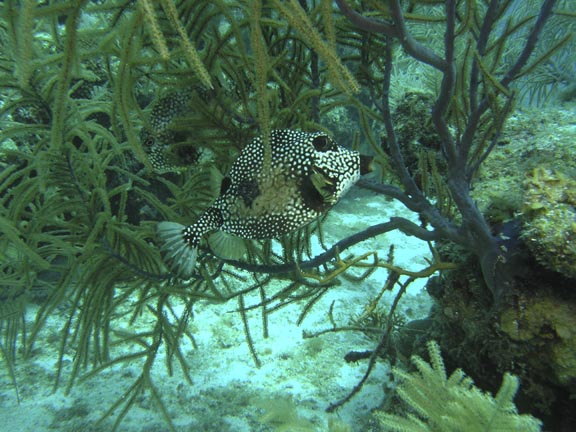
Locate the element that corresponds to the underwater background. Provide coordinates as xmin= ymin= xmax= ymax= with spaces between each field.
xmin=1 ymin=1 xmax=575 ymax=431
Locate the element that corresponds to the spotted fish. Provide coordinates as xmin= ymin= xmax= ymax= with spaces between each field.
xmin=140 ymin=89 xmax=203 ymax=173
xmin=157 ymin=130 xmax=373 ymax=277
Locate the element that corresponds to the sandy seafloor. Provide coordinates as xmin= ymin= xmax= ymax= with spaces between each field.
xmin=0 ymin=187 xmax=434 ymax=432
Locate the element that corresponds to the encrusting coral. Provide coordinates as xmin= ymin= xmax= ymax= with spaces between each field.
xmin=522 ymin=166 xmax=576 ymax=279
xmin=500 ymin=294 xmax=576 ymax=387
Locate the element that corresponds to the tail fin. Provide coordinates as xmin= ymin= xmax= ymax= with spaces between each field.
xmin=156 ymin=221 xmax=198 ymax=278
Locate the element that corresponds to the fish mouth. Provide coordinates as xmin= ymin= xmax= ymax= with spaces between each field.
xmin=360 ymin=154 xmax=375 ymax=175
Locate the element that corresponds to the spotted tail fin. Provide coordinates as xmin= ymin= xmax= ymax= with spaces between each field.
xmin=157 ymin=221 xmax=198 ymax=278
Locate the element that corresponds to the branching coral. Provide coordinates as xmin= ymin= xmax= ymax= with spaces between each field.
xmin=334 ymin=0 xmax=561 ymax=301
xmin=376 ymin=341 xmax=542 ymax=432
xmin=0 ymin=0 xmax=570 ymax=430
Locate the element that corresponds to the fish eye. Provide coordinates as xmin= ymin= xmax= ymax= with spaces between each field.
xmin=312 ymin=135 xmax=333 ymax=152
xmin=143 ymin=135 xmax=155 ymax=148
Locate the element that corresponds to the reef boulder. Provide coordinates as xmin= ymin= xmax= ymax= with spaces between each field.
xmin=522 ymin=166 xmax=576 ymax=279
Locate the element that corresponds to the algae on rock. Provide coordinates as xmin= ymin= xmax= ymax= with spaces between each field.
xmin=522 ymin=166 xmax=576 ymax=279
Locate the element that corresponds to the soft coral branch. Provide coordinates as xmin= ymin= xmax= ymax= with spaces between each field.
xmin=336 ymin=0 xmax=558 ymax=300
